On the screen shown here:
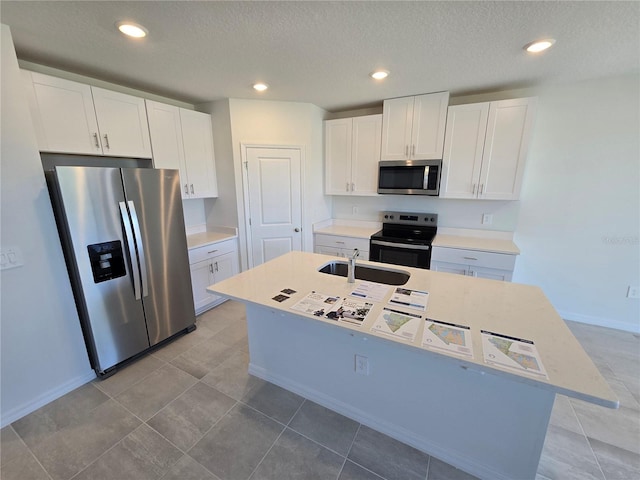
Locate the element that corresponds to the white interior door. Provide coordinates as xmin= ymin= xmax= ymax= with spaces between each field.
xmin=245 ymin=147 xmax=302 ymax=267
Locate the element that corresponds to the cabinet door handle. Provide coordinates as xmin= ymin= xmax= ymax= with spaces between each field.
xmin=405 ymin=145 xmax=409 ymax=157
xmin=335 ymin=241 xmax=345 ymax=244
xmin=214 ymin=262 xmax=219 ymax=272
xmin=479 ymin=184 xmax=484 ymax=194
xmin=190 ymin=184 xmax=195 ymax=194
xmin=351 ymin=183 xmax=355 ymax=191
xmin=207 ymin=249 xmax=218 ymax=254
xmin=93 ymin=132 xmax=100 ymax=148
xmin=472 ymin=184 xmax=477 ymax=195
xmin=103 ymin=134 xmax=110 ymax=149
xmin=294 ymin=228 xmax=300 ymax=232
xmin=463 ymin=256 xmax=478 ymax=261
xmin=209 ymin=264 xmax=213 ymax=274
xmin=346 ymin=182 xmax=349 ymax=192
xmin=412 ymin=145 xmax=415 ymax=156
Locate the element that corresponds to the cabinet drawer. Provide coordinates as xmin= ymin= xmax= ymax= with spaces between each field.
xmin=430 ymin=247 xmax=516 ymax=271
xmin=314 ymin=234 xmax=369 ymax=252
xmin=189 ymin=238 xmax=237 ymax=265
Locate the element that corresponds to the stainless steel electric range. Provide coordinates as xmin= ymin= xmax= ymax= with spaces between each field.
xmin=369 ymin=211 xmax=438 ymax=269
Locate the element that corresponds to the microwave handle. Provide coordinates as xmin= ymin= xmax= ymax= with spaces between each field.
xmin=423 ymin=166 xmax=430 ymax=189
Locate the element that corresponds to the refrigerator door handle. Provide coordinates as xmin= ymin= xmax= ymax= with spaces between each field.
xmin=119 ymin=201 xmax=142 ymax=300
xmin=127 ymin=201 xmax=149 ymax=298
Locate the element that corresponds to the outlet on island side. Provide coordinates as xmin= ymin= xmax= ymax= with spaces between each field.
xmin=627 ymin=286 xmax=640 ymax=299
xmin=482 ymin=213 xmax=493 ymax=225
xmin=355 ymin=354 xmax=369 ymax=375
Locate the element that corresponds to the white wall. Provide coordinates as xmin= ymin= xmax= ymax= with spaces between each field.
xmin=0 ymin=25 xmax=95 ymax=427
xmin=203 ymin=99 xmax=332 ymax=270
xmin=332 ymin=196 xmax=521 ymax=231
xmin=513 ymin=74 xmax=640 ymax=332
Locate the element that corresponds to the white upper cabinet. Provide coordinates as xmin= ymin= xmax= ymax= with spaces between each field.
xmin=145 ymin=100 xmax=188 ymax=180
xmin=440 ymin=103 xmax=489 ymax=199
xmin=90 ymin=86 xmax=151 ymax=158
xmin=441 ymin=97 xmax=537 ymax=200
xmin=325 ymin=114 xmax=381 ymax=196
xmin=381 ymin=92 xmax=449 ymax=161
xmin=179 ymin=109 xmax=218 ymax=198
xmin=23 ymin=70 xmax=151 ymax=158
xmin=146 ymin=100 xmax=218 ymax=199
xmin=23 ymin=71 xmax=101 ymax=155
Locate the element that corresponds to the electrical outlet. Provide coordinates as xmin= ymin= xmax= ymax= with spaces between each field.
xmin=355 ymin=354 xmax=369 ymax=375
xmin=352 ymin=205 xmax=358 ymax=215
xmin=627 ymin=286 xmax=640 ymax=299
xmin=0 ymin=247 xmax=24 ymax=271
xmin=482 ymin=214 xmax=493 ymax=225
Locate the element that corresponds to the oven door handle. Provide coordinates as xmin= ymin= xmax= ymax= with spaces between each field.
xmin=371 ymin=240 xmax=431 ymax=251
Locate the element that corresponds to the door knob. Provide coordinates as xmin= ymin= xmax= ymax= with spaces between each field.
xmin=294 ymin=228 xmax=300 ymax=232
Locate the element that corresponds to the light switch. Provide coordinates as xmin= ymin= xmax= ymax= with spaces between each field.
xmin=0 ymin=247 xmax=24 ymax=270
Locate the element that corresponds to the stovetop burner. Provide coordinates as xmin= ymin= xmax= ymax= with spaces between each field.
xmin=371 ymin=211 xmax=438 ymax=245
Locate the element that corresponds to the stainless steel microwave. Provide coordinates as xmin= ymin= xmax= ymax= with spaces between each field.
xmin=377 ymin=159 xmax=441 ymax=195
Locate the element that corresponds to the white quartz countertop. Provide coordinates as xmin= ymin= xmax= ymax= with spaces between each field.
xmin=208 ymin=251 xmax=618 ymax=408
xmin=187 ymin=231 xmax=237 ymax=250
xmin=313 ymin=224 xmax=381 ymax=239
xmin=432 ymin=234 xmax=520 ymax=255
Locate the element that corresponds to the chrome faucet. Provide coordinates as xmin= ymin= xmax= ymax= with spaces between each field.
xmin=347 ymin=248 xmax=360 ymax=283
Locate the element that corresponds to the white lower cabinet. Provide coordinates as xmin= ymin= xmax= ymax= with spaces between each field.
xmin=314 ymin=234 xmax=370 ymax=260
xmin=188 ymin=238 xmax=239 ymax=314
xmin=430 ymin=246 xmax=516 ymax=282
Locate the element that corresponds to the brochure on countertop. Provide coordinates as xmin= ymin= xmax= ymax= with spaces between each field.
xmin=349 ymin=281 xmax=391 ymax=303
xmin=371 ymin=306 xmax=422 ymax=342
xmin=422 ymin=319 xmax=474 ymax=359
xmin=481 ymin=330 xmax=548 ymax=379
xmin=325 ymin=297 xmax=374 ymax=326
xmin=290 ymin=291 xmax=340 ymax=317
xmin=388 ymin=287 xmax=429 ymax=312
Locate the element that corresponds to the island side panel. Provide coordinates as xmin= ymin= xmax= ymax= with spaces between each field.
xmin=245 ymin=303 xmax=554 ymax=480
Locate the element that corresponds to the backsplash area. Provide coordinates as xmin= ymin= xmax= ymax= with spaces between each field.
xmin=331 ymin=196 xmax=521 ymax=232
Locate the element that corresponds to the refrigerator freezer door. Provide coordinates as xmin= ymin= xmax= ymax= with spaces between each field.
xmin=55 ymin=166 xmax=150 ymax=372
xmin=121 ymin=168 xmax=196 ymax=346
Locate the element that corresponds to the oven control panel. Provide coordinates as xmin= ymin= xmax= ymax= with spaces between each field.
xmin=381 ymin=211 xmax=437 ymax=226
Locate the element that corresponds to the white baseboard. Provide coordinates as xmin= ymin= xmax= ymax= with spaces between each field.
xmin=558 ymin=309 xmax=640 ymax=334
xmin=248 ymin=363 xmax=512 ymax=480
xmin=1 ymin=370 xmax=96 ymax=428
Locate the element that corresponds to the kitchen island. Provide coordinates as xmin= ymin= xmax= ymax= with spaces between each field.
xmin=207 ymin=251 xmax=617 ymax=480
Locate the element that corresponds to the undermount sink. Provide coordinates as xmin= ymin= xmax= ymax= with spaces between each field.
xmin=318 ymin=261 xmax=410 ymax=286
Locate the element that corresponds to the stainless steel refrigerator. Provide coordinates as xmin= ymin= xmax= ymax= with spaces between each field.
xmin=48 ymin=165 xmax=196 ymax=377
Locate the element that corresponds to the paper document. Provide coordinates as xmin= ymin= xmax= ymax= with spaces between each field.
xmin=350 ymin=281 xmax=391 ymax=302
xmin=388 ymin=287 xmax=429 ymax=312
xmin=371 ymin=307 xmax=421 ymax=342
xmin=421 ymin=320 xmax=473 ymax=358
xmin=290 ymin=291 xmax=340 ymax=317
xmin=481 ymin=330 xmax=548 ymax=379
xmin=325 ymin=297 xmax=373 ymax=326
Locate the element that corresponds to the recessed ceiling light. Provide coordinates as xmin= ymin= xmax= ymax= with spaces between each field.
xmin=524 ymin=39 xmax=556 ymax=53
xmin=117 ymin=22 xmax=148 ymax=38
xmin=371 ymin=70 xmax=390 ymax=80
xmin=253 ymin=83 xmax=269 ymax=92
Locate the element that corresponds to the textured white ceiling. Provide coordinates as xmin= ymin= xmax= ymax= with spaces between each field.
xmin=2 ymin=1 xmax=639 ymax=112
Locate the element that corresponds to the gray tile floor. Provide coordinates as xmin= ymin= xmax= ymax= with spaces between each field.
xmin=2 ymin=300 xmax=639 ymax=480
